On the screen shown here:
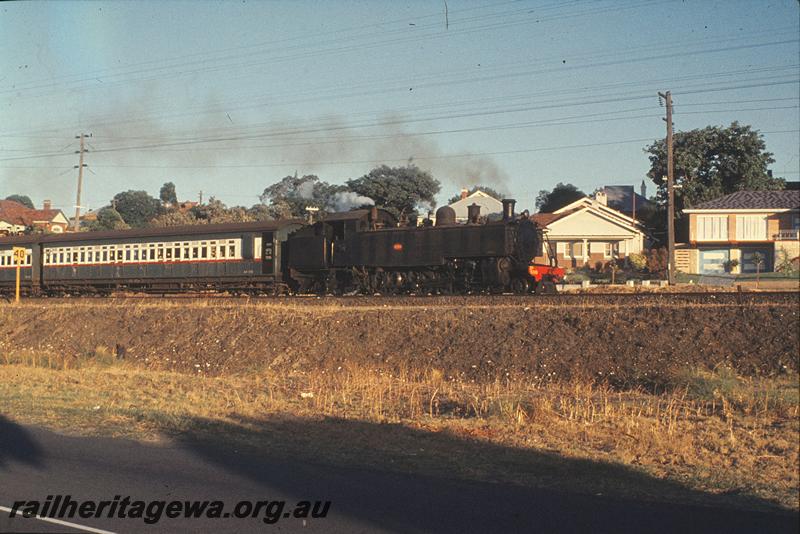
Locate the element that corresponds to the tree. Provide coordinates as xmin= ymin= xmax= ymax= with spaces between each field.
xmin=159 ymin=182 xmax=178 ymax=207
xmin=447 ymin=185 xmax=505 ymax=205
xmin=346 ymin=164 xmax=440 ymax=219
xmin=645 ymin=122 xmax=784 ymax=210
xmin=112 ymin=190 xmax=162 ymax=227
xmin=259 ymin=174 xmax=346 ymax=218
xmin=191 ymin=198 xmax=254 ymax=224
xmin=535 ymin=183 xmax=585 ymax=212
xmin=4 ymin=195 xmax=34 ymax=209
xmin=148 ymin=210 xmax=198 ymax=227
xmin=247 ymin=204 xmax=274 ymax=221
xmin=88 ymin=207 xmax=130 ymax=231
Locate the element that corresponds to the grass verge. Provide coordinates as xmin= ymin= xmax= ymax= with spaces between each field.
xmin=0 ymin=359 xmax=797 ymax=512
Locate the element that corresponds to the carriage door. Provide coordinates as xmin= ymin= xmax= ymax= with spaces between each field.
xmin=262 ymin=232 xmax=274 ymax=274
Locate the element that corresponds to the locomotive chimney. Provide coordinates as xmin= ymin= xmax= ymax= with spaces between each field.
xmin=460 ymin=188 xmax=469 ymax=200
xmin=501 ymin=199 xmax=516 ymax=221
xmin=467 ymin=203 xmax=481 ymax=224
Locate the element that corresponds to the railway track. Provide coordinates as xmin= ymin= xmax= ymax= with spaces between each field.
xmin=10 ymin=290 xmax=799 ymax=306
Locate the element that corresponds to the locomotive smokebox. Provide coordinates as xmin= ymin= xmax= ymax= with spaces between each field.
xmin=467 ymin=203 xmax=481 ymax=224
xmin=502 ymin=199 xmax=516 ymax=221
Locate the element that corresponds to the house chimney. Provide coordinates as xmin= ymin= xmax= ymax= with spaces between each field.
xmin=595 ymin=190 xmax=608 ymax=206
xmin=640 ymin=180 xmax=646 ymax=199
xmin=43 ymin=199 xmax=52 ymax=210
xmin=460 ymin=188 xmax=469 ymax=200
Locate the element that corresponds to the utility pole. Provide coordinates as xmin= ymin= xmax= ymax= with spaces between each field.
xmin=658 ymin=91 xmax=676 ymax=285
xmin=198 ymin=190 xmax=203 ymax=205
xmin=73 ymin=133 xmax=91 ymax=231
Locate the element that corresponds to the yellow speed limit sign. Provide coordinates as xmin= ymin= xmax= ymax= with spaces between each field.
xmin=13 ymin=247 xmax=26 ymax=263
xmin=12 ymin=247 xmax=25 ymax=303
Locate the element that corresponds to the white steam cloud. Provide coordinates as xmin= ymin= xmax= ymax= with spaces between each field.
xmin=332 ymin=191 xmax=374 ymax=212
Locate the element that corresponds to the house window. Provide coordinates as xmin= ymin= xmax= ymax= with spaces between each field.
xmin=604 ymin=242 xmax=619 ymax=258
xmin=735 ymin=215 xmax=767 ymax=241
xmin=590 ymin=242 xmax=605 ymax=255
xmin=696 ymin=215 xmax=728 ymax=241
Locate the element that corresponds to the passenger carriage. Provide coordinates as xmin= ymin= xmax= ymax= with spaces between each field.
xmin=1 ymin=220 xmax=303 ymax=296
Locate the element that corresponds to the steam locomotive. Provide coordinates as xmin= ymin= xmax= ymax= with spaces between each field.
xmin=0 ymin=199 xmax=563 ymax=296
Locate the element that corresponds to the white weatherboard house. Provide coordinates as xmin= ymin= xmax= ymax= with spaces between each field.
xmin=532 ymin=192 xmax=647 ymax=268
xmin=418 ymin=189 xmax=503 ymax=225
xmin=448 ymin=190 xmax=503 ymax=222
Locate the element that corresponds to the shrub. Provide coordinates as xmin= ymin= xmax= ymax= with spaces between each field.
xmin=722 ymin=259 xmax=739 ymax=273
xmin=647 ymin=248 xmax=668 ymax=276
xmin=627 ymin=253 xmax=647 ymax=271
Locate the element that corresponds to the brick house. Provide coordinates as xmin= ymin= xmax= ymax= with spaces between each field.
xmin=678 ymin=190 xmax=800 ymax=274
xmin=532 ymin=193 xmax=647 ymax=269
xmin=0 ymin=199 xmax=70 ymax=235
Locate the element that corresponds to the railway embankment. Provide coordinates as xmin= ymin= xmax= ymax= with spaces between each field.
xmin=1 ymin=295 xmax=797 ymax=386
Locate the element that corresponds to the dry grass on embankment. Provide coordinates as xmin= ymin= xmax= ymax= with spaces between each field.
xmin=0 ymin=298 xmax=798 ymax=512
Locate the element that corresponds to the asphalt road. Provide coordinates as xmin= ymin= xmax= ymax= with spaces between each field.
xmin=0 ymin=418 xmax=796 ymax=534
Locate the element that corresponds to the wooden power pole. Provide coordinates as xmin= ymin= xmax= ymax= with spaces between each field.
xmin=658 ymin=91 xmax=676 ymax=285
xmin=73 ymin=133 xmax=91 ymax=231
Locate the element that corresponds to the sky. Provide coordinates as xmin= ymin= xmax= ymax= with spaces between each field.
xmin=1 ymin=0 xmax=798 ymax=215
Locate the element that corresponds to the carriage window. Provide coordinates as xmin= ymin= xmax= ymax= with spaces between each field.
xmin=173 ymin=246 xmax=180 ymax=259
xmin=165 ymin=248 xmax=172 ymax=260
xmin=157 ymin=246 xmax=164 ymax=260
xmin=229 ymin=244 xmax=236 ymax=257
xmin=125 ymin=249 xmax=130 ymax=261
xmin=219 ymin=245 xmax=226 ymax=258
xmin=192 ymin=246 xmax=198 ymax=259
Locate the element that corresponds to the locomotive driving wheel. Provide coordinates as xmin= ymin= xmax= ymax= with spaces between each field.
xmin=510 ymin=277 xmax=530 ymax=294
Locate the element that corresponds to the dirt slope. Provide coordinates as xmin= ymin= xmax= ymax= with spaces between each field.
xmin=1 ymin=299 xmax=797 ymax=387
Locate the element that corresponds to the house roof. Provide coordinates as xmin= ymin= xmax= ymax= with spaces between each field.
xmin=448 ymin=191 xmax=503 ymax=218
xmin=602 ymin=186 xmax=653 ymax=213
xmin=552 ymin=196 xmax=644 ymax=229
xmin=530 ymin=209 xmax=580 ymax=227
xmin=532 ymin=205 xmax=644 ymax=236
xmin=689 ymin=190 xmax=800 ymax=210
xmin=0 ymin=200 xmax=66 ymax=226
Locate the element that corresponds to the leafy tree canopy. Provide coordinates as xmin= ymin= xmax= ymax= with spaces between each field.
xmin=191 ymin=198 xmax=255 ymax=224
xmin=159 ymin=182 xmax=178 ymax=206
xmin=112 ymin=190 xmax=162 ymax=227
xmin=88 ymin=207 xmax=130 ymax=231
xmin=259 ymin=174 xmax=346 ymax=218
xmin=447 ymin=185 xmax=505 ymax=205
xmin=150 ymin=198 xmax=269 ymax=227
xmin=346 ymin=164 xmax=440 ymax=219
xmin=5 ymin=195 xmax=34 ymax=209
xmin=645 ymin=122 xmax=784 ymax=210
xmin=535 ymin=183 xmax=586 ymax=212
